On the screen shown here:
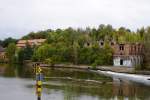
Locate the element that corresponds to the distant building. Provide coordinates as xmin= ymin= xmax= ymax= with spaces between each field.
xmin=16 ymin=39 xmax=46 ymax=48
xmin=0 ymin=46 xmax=6 ymax=60
xmin=98 ymin=40 xmax=116 ymax=48
xmin=113 ymin=43 xmax=143 ymax=67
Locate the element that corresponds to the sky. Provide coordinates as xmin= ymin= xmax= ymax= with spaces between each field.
xmin=0 ymin=0 xmax=150 ymax=40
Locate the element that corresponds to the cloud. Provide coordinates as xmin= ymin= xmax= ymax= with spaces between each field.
xmin=0 ymin=0 xmax=150 ymax=39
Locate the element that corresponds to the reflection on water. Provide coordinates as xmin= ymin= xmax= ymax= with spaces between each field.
xmin=0 ymin=64 xmax=150 ymax=100
xmin=1 ymin=64 xmax=33 ymax=78
xmin=42 ymin=79 xmax=150 ymax=100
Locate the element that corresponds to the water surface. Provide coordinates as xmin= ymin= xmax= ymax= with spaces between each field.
xmin=1 ymin=65 xmax=150 ymax=100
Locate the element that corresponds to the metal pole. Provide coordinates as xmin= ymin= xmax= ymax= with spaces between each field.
xmin=35 ymin=63 xmax=43 ymax=100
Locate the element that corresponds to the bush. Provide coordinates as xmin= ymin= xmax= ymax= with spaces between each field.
xmin=45 ymin=58 xmax=54 ymax=66
xmin=91 ymin=62 xmax=97 ymax=69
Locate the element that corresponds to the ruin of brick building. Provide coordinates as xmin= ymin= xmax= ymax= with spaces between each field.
xmin=113 ymin=43 xmax=144 ymax=67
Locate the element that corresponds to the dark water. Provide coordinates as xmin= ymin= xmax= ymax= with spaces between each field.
xmin=1 ymin=65 xmax=150 ymax=100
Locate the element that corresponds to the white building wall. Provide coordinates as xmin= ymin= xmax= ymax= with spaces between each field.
xmin=113 ymin=57 xmax=132 ymax=67
xmin=123 ymin=60 xmax=132 ymax=67
xmin=113 ymin=58 xmax=121 ymax=66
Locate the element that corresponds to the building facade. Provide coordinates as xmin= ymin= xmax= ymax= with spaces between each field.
xmin=0 ymin=46 xmax=6 ymax=61
xmin=84 ymin=39 xmax=144 ymax=67
xmin=16 ymin=39 xmax=46 ymax=48
xmin=113 ymin=43 xmax=143 ymax=67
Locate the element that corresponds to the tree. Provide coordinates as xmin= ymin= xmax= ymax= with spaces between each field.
xmin=102 ymin=42 xmax=113 ymax=65
xmin=6 ymin=43 xmax=16 ymax=63
xmin=32 ymin=44 xmax=50 ymax=61
xmin=23 ymin=43 xmax=33 ymax=60
xmin=17 ymin=48 xmax=25 ymax=64
xmin=13 ymin=24 xmax=146 ymax=67
xmin=22 ymin=31 xmax=50 ymax=39
xmin=143 ymin=27 xmax=150 ymax=69
xmin=137 ymin=27 xmax=145 ymax=38
xmin=2 ymin=37 xmax=17 ymax=47
xmin=44 ymin=55 xmax=62 ymax=66
xmin=16 ymin=43 xmax=34 ymax=64
xmin=0 ymin=40 xmax=3 ymax=46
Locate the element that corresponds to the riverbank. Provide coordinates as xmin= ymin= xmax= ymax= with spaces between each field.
xmin=26 ymin=62 xmax=150 ymax=75
xmin=1 ymin=62 xmax=150 ymax=75
xmin=28 ymin=62 xmax=134 ymax=73
xmin=39 ymin=64 xmax=150 ymax=86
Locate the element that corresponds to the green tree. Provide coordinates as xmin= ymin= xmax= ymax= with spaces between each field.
xmin=23 ymin=43 xmax=33 ymax=60
xmin=143 ymin=27 xmax=150 ymax=69
xmin=17 ymin=48 xmax=24 ymax=64
xmin=32 ymin=44 xmax=50 ymax=61
xmin=2 ymin=37 xmax=17 ymax=47
xmin=6 ymin=43 xmax=16 ymax=63
xmin=16 ymin=43 xmax=34 ymax=64
xmin=16 ymin=24 xmax=146 ymax=67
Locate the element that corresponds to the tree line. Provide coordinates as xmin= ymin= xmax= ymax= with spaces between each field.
xmin=2 ymin=24 xmax=150 ymax=69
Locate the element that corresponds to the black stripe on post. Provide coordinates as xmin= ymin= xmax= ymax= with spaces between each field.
xmin=37 ymin=96 xmax=41 ymax=100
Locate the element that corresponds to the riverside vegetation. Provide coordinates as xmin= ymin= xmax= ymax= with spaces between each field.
xmin=1 ymin=24 xmax=150 ymax=70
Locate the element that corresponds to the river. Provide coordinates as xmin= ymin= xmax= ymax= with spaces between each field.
xmin=1 ymin=65 xmax=150 ymax=100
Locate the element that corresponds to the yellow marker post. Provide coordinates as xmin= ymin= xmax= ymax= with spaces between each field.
xmin=36 ymin=80 xmax=42 ymax=100
xmin=34 ymin=63 xmax=43 ymax=100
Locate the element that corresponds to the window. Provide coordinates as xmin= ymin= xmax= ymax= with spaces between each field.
xmin=119 ymin=44 xmax=124 ymax=50
xmin=100 ymin=42 xmax=104 ymax=46
xmin=111 ymin=42 xmax=114 ymax=46
xmin=120 ymin=59 xmax=123 ymax=65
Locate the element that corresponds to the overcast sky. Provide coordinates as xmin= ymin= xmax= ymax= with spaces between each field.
xmin=0 ymin=0 xmax=150 ymax=40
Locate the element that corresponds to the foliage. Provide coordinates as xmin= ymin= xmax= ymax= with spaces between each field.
xmin=1 ymin=37 xmax=17 ymax=47
xmin=143 ymin=27 xmax=150 ymax=69
xmin=6 ymin=43 xmax=16 ymax=63
xmin=45 ymin=58 xmax=53 ymax=65
xmin=22 ymin=30 xmax=51 ymax=39
xmin=17 ymin=49 xmax=24 ymax=64
xmin=32 ymin=44 xmax=51 ymax=61
xmin=30 ymin=25 xmax=145 ymax=66
xmin=17 ymin=44 xmax=33 ymax=64
xmin=2 ymin=24 xmax=148 ymax=67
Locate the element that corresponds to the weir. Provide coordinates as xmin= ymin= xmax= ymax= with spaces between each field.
xmin=92 ymin=70 xmax=150 ymax=86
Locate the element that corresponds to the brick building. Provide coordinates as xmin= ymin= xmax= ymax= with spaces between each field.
xmin=16 ymin=39 xmax=46 ymax=48
xmin=84 ymin=39 xmax=144 ymax=67
xmin=113 ymin=43 xmax=143 ymax=67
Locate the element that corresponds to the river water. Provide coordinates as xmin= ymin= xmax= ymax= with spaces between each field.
xmin=1 ymin=65 xmax=150 ymax=100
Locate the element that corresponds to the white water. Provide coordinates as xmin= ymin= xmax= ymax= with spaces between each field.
xmin=95 ymin=70 xmax=150 ymax=86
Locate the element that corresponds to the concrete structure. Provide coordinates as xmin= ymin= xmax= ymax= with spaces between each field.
xmin=96 ymin=70 xmax=150 ymax=86
xmin=113 ymin=43 xmax=143 ymax=67
xmin=16 ymin=39 xmax=46 ymax=48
